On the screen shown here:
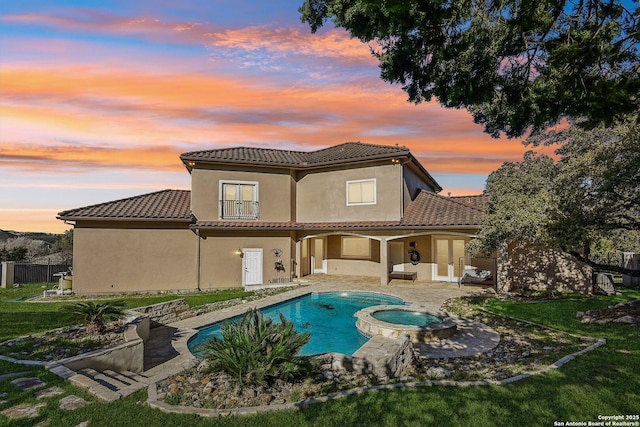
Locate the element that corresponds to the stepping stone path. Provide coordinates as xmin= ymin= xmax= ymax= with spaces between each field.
xmin=35 ymin=386 xmax=65 ymax=400
xmin=0 ymin=376 xmax=49 ymax=420
xmin=1 ymin=373 xmax=88 ymax=424
xmin=11 ymin=377 xmax=46 ymax=390
xmin=58 ymin=395 xmax=89 ymax=410
xmin=1 ymin=402 xmax=46 ymax=419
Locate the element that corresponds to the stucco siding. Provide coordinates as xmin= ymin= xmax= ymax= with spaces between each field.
xmin=296 ymin=164 xmax=402 ymax=222
xmin=191 ymin=168 xmax=294 ymax=222
xmin=72 ymin=225 xmax=196 ymax=295
xmin=198 ymin=234 xmax=294 ymax=289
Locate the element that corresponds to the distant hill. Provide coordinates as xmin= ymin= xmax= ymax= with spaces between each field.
xmin=0 ymin=230 xmax=60 ymax=244
xmin=0 ymin=229 xmax=20 ymax=242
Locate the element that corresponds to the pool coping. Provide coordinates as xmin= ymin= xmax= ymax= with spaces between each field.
xmin=355 ymin=305 xmax=458 ymax=342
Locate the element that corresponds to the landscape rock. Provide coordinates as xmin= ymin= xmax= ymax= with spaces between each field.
xmin=613 ymin=315 xmax=637 ymax=324
xmin=0 ymin=403 xmax=46 ymax=419
xmin=578 ymin=299 xmax=640 ymax=325
xmin=11 ymin=377 xmax=46 ymax=391
xmin=58 ymin=395 xmax=89 ymax=411
xmin=34 ymin=386 xmax=65 ymax=400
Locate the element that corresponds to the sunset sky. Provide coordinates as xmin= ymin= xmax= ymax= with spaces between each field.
xmin=1 ymin=0 xmax=531 ymax=234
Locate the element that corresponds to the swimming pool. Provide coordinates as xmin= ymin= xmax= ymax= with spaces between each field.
xmin=188 ymin=292 xmax=405 ymax=357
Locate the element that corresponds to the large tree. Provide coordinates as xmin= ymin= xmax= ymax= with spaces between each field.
xmin=300 ymin=0 xmax=640 ymax=137
xmin=470 ymin=117 xmax=640 ymax=275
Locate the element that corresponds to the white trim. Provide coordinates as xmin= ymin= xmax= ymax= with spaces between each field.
xmin=218 ymin=180 xmax=259 ymax=219
xmin=242 ymin=248 xmax=263 ymax=286
xmin=432 ymin=237 xmax=467 ymax=282
xmin=346 ymin=178 xmax=377 ymax=206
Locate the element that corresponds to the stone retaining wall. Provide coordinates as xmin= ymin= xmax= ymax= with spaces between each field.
xmin=497 ymin=242 xmax=592 ymax=294
xmin=320 ymin=335 xmax=414 ymax=379
xmin=133 ymin=299 xmax=190 ymax=327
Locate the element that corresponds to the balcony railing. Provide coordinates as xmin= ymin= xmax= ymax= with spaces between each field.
xmin=220 ymin=200 xmax=260 ymax=220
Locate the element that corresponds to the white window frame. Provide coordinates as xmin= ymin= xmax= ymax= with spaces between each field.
xmin=341 ymin=236 xmax=372 ymax=259
xmin=346 ymin=178 xmax=376 ymax=206
xmin=218 ymin=180 xmax=259 ymax=219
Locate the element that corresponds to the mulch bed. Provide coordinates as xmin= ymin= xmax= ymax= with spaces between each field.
xmin=0 ymin=322 xmax=125 ymax=362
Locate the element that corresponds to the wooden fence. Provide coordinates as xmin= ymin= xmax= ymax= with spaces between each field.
xmin=12 ymin=262 xmax=71 ymax=284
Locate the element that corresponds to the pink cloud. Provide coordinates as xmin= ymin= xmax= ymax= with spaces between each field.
xmin=2 ymin=11 xmax=374 ymax=67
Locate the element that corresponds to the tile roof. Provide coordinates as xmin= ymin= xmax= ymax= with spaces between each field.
xmin=192 ymin=221 xmax=402 ymax=230
xmin=450 ymin=194 xmax=489 ymax=211
xmin=192 ymin=194 xmax=484 ymax=230
xmin=57 ymin=190 xmax=483 ymax=230
xmin=180 ymin=142 xmax=410 ymax=168
xmin=57 ymin=190 xmax=192 ymax=222
xmin=401 ymin=191 xmax=485 ymax=227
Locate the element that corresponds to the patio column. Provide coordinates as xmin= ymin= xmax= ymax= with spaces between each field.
xmin=379 ymin=239 xmax=389 ymax=285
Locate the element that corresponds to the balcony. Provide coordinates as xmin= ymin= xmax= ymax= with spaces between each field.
xmin=220 ymin=200 xmax=260 ymax=220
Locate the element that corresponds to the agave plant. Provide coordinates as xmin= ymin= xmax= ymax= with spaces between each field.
xmin=64 ymin=300 xmax=125 ymax=335
xmin=204 ymin=308 xmax=311 ymax=386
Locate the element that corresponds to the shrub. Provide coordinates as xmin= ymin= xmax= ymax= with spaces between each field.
xmin=204 ymin=308 xmax=311 ymax=386
xmin=64 ymin=300 xmax=125 ymax=334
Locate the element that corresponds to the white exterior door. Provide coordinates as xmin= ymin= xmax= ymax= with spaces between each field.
xmin=243 ymin=248 xmax=263 ymax=286
xmin=434 ymin=238 xmax=466 ymax=282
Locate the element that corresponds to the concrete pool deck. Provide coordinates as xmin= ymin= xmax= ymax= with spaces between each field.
xmin=140 ymin=275 xmax=498 ymax=384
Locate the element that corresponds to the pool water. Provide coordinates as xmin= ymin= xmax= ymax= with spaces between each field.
xmin=372 ymin=310 xmax=443 ymax=326
xmin=188 ymin=292 xmax=404 ymax=357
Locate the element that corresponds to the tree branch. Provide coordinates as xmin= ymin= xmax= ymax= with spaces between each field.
xmin=568 ymin=250 xmax=640 ymax=276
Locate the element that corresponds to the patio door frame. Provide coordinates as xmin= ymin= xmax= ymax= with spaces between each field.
xmin=310 ymin=237 xmax=327 ymax=274
xmin=389 ymin=241 xmax=405 ymax=272
xmin=433 ymin=237 xmax=466 ymax=282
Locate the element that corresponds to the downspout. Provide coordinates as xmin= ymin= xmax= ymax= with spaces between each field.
xmin=196 ymin=229 xmax=201 ymax=291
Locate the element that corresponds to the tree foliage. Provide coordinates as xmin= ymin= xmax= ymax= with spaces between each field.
xmin=470 ymin=117 xmax=640 ymax=275
xmin=0 ymin=237 xmax=49 ymax=261
xmin=0 ymin=246 xmax=28 ymax=262
xmin=467 ymin=151 xmax=557 ymax=254
xmin=204 ymin=308 xmax=311 ymax=386
xmin=300 ymin=0 xmax=640 ymax=137
xmin=51 ymin=229 xmax=73 ymax=263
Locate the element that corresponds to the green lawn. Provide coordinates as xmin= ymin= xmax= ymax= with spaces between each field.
xmin=0 ymin=283 xmax=252 ymax=342
xmin=1 ymin=287 xmax=639 ymax=426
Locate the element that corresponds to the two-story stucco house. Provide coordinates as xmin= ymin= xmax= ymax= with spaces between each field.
xmin=58 ymin=142 xmax=489 ymax=295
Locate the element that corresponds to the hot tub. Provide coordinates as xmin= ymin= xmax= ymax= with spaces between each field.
xmin=355 ymin=305 xmax=457 ymax=343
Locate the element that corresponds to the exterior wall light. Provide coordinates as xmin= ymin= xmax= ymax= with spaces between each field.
xmin=236 ymin=248 xmax=244 ymax=257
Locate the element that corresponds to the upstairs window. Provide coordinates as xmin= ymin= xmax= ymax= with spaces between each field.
xmin=346 ymin=179 xmax=376 ymax=206
xmin=220 ymin=181 xmax=259 ymax=219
